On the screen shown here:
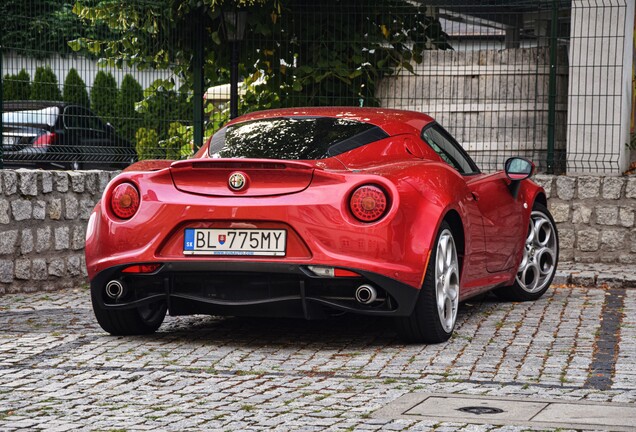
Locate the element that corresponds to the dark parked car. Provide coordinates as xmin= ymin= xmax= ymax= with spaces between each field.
xmin=2 ymin=101 xmax=136 ymax=170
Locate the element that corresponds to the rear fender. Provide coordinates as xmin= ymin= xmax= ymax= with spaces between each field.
xmin=384 ymin=163 xmax=473 ymax=286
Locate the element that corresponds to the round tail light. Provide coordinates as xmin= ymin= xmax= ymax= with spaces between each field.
xmin=111 ymin=183 xmax=140 ymax=219
xmin=350 ymin=185 xmax=388 ymax=222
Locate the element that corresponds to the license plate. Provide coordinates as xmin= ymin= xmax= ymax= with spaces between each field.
xmin=183 ymin=228 xmax=287 ymax=256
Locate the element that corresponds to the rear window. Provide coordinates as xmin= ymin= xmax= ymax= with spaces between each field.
xmin=2 ymin=106 xmax=60 ymax=127
xmin=208 ymin=117 xmax=388 ymax=160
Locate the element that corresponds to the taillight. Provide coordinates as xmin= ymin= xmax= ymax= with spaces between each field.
xmin=32 ymin=132 xmax=56 ymax=148
xmin=349 ymin=185 xmax=388 ymax=222
xmin=110 ymin=183 xmax=140 ymax=219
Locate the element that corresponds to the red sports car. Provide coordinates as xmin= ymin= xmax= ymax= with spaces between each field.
xmin=85 ymin=107 xmax=558 ymax=343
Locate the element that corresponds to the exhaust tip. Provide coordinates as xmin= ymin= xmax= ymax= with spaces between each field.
xmin=355 ymin=284 xmax=377 ymax=305
xmin=105 ymin=280 xmax=125 ymax=300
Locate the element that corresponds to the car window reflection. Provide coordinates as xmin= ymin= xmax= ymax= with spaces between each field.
xmin=209 ymin=117 xmax=388 ymax=160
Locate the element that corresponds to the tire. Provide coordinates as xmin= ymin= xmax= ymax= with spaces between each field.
xmin=396 ymin=221 xmax=460 ymax=343
xmin=91 ymin=287 xmax=167 ymax=336
xmin=494 ymin=202 xmax=559 ymax=302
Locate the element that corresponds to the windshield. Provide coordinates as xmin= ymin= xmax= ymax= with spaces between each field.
xmin=208 ymin=116 xmax=388 ymax=160
xmin=2 ymin=106 xmax=60 ymax=127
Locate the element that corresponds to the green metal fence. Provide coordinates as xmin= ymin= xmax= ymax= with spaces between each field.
xmin=0 ymin=0 xmax=632 ymax=173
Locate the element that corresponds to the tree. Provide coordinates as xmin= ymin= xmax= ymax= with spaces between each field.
xmin=71 ymin=1 xmax=450 ymax=115
xmin=3 ymin=69 xmax=31 ymax=101
xmin=63 ymin=68 xmax=90 ymax=106
xmin=90 ymin=70 xmax=118 ymax=124
xmin=31 ymin=66 xmax=62 ymax=100
xmin=0 ymin=0 xmax=114 ymax=56
xmin=115 ymin=74 xmax=144 ymax=143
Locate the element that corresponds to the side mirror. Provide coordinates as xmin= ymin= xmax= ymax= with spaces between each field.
xmin=505 ymin=157 xmax=534 ymax=181
xmin=105 ymin=123 xmax=115 ymax=136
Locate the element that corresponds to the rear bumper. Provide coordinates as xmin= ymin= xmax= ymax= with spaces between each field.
xmin=90 ymin=261 xmax=421 ymax=319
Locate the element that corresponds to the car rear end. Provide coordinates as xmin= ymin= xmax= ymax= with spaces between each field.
xmin=86 ymin=113 xmax=437 ymax=322
xmin=87 ymin=159 xmax=428 ymax=320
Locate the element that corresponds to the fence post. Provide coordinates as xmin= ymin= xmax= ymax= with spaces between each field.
xmin=546 ymin=0 xmax=558 ymax=174
xmin=192 ymin=14 xmax=205 ymax=151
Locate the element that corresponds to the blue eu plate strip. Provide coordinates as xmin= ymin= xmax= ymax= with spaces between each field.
xmin=184 ymin=228 xmax=195 ymax=251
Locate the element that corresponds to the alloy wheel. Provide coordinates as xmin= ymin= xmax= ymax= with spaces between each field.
xmin=516 ymin=210 xmax=558 ymax=293
xmin=435 ymin=229 xmax=459 ymax=332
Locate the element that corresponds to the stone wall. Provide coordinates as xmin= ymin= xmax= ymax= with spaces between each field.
xmin=534 ymin=175 xmax=636 ymax=264
xmin=0 ymin=169 xmax=117 ymax=294
xmin=0 ymin=169 xmax=634 ymax=294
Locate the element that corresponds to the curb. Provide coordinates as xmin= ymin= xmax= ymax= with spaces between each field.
xmin=553 ymin=262 xmax=636 ymax=288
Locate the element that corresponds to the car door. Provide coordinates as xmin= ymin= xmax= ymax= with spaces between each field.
xmin=420 ymin=124 xmax=524 ymax=275
xmin=465 ymin=172 xmax=525 ymax=273
xmin=419 ymin=124 xmax=489 ymax=290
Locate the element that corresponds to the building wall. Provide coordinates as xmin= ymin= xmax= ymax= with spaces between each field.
xmin=376 ymin=47 xmax=569 ymax=172
xmin=0 ymin=169 xmax=634 ymax=294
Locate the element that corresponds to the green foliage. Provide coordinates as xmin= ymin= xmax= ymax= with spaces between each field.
xmin=70 ymin=0 xmax=267 ymax=71
xmin=0 ymin=0 xmax=119 ymax=58
xmin=31 ymin=66 xmax=62 ymax=101
xmin=91 ymin=71 xmax=118 ymax=123
xmin=116 ymin=74 xmax=144 ymax=143
xmin=135 ymin=122 xmax=193 ymax=161
xmin=241 ymin=1 xmax=452 ymax=109
xmin=136 ymin=80 xmax=191 ymax=141
xmin=1 ymin=1 xmax=99 ymax=55
xmin=205 ymin=103 xmax=230 ymax=136
xmin=3 ymin=69 xmax=31 ymax=101
xmin=133 ymin=80 xmax=193 ymax=161
xmin=63 ymin=68 xmax=90 ymax=106
xmin=160 ymin=122 xmax=194 ymax=160
xmin=71 ymin=0 xmax=450 ymax=118
xmin=135 ymin=127 xmax=161 ymax=160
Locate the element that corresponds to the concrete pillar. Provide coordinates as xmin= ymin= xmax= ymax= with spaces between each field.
xmin=566 ymin=0 xmax=634 ymax=175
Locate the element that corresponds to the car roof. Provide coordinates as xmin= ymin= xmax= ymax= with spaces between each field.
xmin=2 ymin=100 xmax=73 ymax=112
xmin=228 ymin=107 xmax=436 ymax=136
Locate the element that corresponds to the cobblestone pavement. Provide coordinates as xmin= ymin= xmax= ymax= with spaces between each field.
xmin=0 ymin=285 xmax=634 ymax=431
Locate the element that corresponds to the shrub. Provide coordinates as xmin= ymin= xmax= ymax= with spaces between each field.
xmin=160 ymin=122 xmax=194 ymax=160
xmin=137 ymin=80 xmax=190 ymax=141
xmin=116 ymin=74 xmax=144 ymax=143
xmin=135 ymin=127 xmax=162 ymax=160
xmin=30 ymin=66 xmax=62 ymax=101
xmin=63 ymin=68 xmax=90 ymax=107
xmin=3 ymin=69 xmax=31 ymax=101
xmin=91 ymin=70 xmax=118 ymax=123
